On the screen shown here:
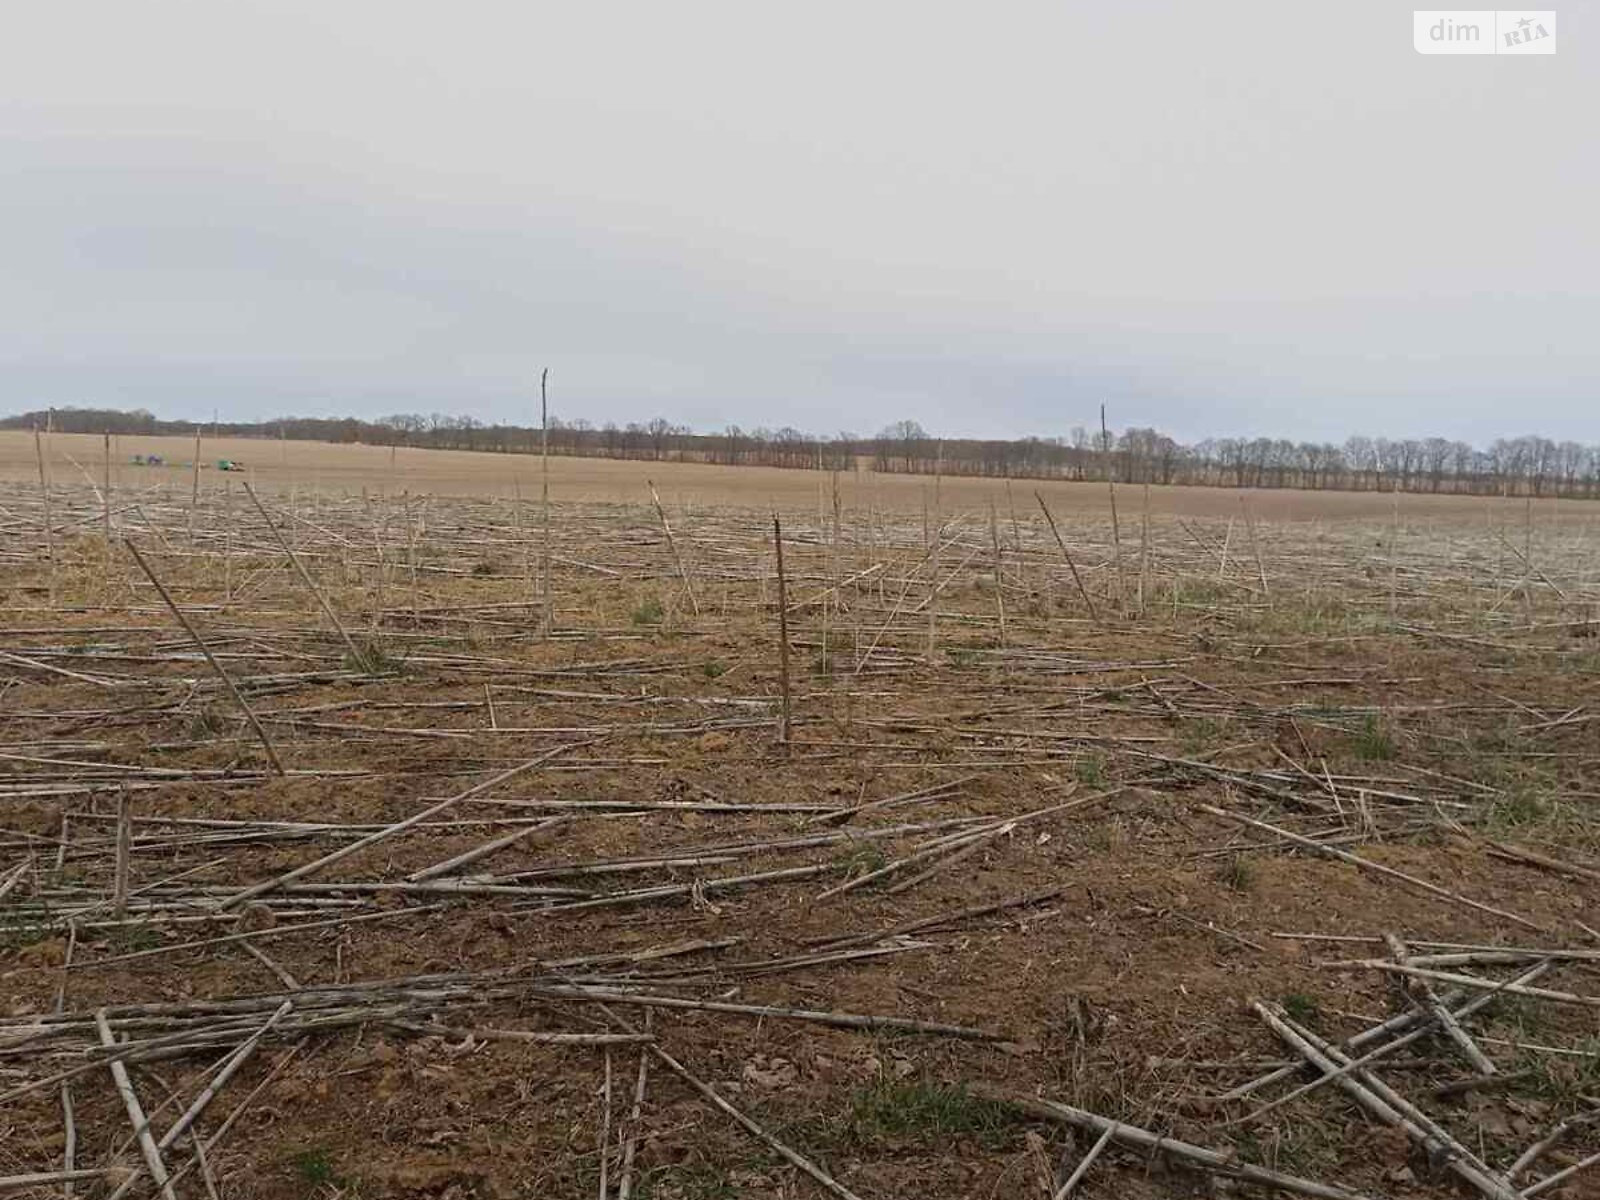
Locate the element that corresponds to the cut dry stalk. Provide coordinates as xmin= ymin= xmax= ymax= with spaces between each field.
xmin=650 ymin=1043 xmax=866 ymax=1200
xmin=1338 ymin=960 xmax=1600 ymax=1008
xmin=1054 ymin=1121 xmax=1114 ymax=1199
xmin=1253 ymin=1002 xmax=1515 ymax=1200
xmin=217 ymin=745 xmax=580 ymax=908
xmin=978 ymin=1087 xmax=1375 ymax=1200
xmin=1198 ymin=803 xmax=1543 ymax=930
xmin=96 ymin=1008 xmax=178 ymax=1200
xmin=1384 ymin=931 xmax=1496 ymax=1075
xmin=616 ymin=1013 xmax=651 ymax=1200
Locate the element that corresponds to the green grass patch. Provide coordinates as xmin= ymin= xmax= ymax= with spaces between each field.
xmin=1075 ymin=753 xmax=1108 ymax=788
xmin=631 ymin=597 xmax=665 ymax=626
xmin=1180 ymin=717 xmax=1227 ymax=758
xmin=836 ymin=844 xmax=888 ymax=879
xmin=1352 ymin=713 xmax=1396 ymax=761
xmin=1515 ymin=1039 xmax=1600 ymax=1103
xmin=632 ymin=1164 xmax=739 ymax=1199
xmin=288 ymin=1147 xmax=338 ymax=1187
xmin=1485 ymin=787 xmax=1550 ymax=830
xmin=1221 ymin=855 xmax=1255 ymax=893
xmin=1281 ymin=993 xmax=1321 ymax=1026
xmin=845 ymin=1079 xmax=1021 ymax=1149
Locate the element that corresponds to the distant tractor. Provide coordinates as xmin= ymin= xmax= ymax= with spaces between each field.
xmin=216 ymin=459 xmax=245 ymax=472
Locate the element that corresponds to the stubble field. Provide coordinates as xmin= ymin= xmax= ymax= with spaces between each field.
xmin=1 ymin=438 xmax=1598 ymax=1200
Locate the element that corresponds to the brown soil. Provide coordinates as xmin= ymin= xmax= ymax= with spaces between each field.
xmin=1 ymin=476 xmax=1596 ymax=1200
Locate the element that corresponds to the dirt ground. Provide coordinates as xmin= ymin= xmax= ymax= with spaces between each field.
xmin=1 ymin=473 xmax=1597 ymax=1199
xmin=6 ymin=431 xmax=1596 ymax=525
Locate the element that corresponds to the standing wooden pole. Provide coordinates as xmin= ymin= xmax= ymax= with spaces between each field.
xmin=1138 ymin=484 xmax=1151 ymax=617
xmin=1101 ymin=404 xmax=1124 ymax=606
xmin=1243 ymin=496 xmax=1269 ymax=603
xmin=102 ymin=431 xmax=112 ymax=543
xmin=540 ymin=367 xmax=553 ymax=636
xmin=824 ymin=470 xmax=842 ymax=674
xmin=223 ymin=478 xmax=234 ymax=602
xmin=597 ymin=1048 xmax=613 ymax=1200
xmin=773 ymin=515 xmax=793 ymax=749
xmin=830 ymin=470 xmax=842 ymax=609
xmin=33 ymin=424 xmax=54 ymax=605
xmin=242 ymin=482 xmax=368 ymax=669
xmin=989 ymin=500 xmax=1007 ymax=645
xmin=124 ymin=538 xmax=287 ymax=775
xmin=56 ymin=917 xmax=76 ymax=1200
xmin=113 ymin=789 xmax=131 ymax=921
xmin=927 ymin=442 xmax=942 ymax=659
xmin=1389 ymin=492 xmax=1400 ymax=618
xmin=616 ymin=1019 xmax=651 ymax=1200
xmin=1005 ymin=479 xmax=1025 ymax=589
xmin=192 ymin=419 xmax=204 ymax=515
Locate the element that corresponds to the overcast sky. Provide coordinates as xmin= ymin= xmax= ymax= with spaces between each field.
xmin=3 ymin=3 xmax=1595 ymax=445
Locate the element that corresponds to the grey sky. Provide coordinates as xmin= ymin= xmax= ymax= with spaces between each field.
xmin=3 ymin=2 xmax=1595 ymax=444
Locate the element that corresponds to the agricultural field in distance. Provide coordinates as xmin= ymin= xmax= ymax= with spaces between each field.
xmin=1 ymin=435 xmax=1598 ymax=1200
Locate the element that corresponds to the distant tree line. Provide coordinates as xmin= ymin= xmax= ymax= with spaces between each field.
xmin=6 ymin=406 xmax=1599 ymax=499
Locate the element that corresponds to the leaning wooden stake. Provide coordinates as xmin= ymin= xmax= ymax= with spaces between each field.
xmin=123 ymin=537 xmax=286 ymax=776
xmin=649 ymin=480 xmax=699 ymax=617
xmin=242 ymin=481 xmax=368 ymax=669
xmin=1035 ymin=493 xmax=1098 ymax=622
xmin=773 ymin=515 xmax=793 ymax=748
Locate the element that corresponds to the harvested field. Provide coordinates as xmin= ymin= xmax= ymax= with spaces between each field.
xmin=1 ymin=461 xmax=1598 ymax=1199
xmin=6 ymin=431 xmax=1597 ymax=524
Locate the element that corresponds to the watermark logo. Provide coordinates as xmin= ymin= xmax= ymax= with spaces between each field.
xmin=1414 ymin=10 xmax=1556 ymax=53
